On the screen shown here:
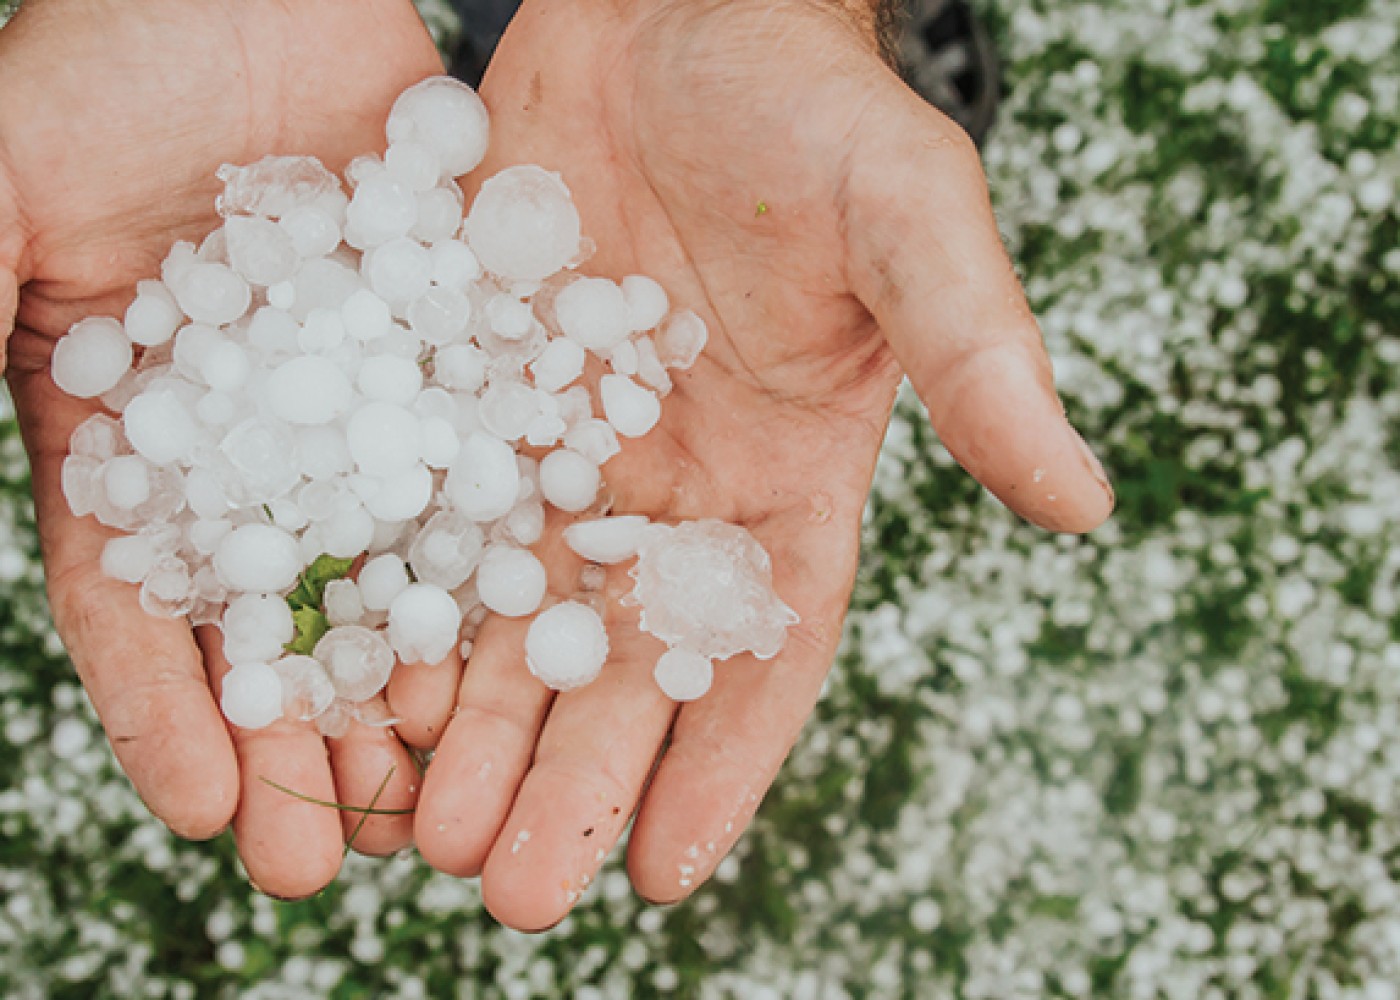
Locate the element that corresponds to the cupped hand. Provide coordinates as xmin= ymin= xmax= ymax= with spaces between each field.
xmin=411 ymin=0 xmax=1114 ymax=929
xmin=0 ymin=0 xmax=443 ymax=897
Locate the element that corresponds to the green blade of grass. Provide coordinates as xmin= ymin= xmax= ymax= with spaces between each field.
xmin=343 ymin=765 xmax=398 ymax=857
xmin=258 ymin=775 xmax=414 ymax=817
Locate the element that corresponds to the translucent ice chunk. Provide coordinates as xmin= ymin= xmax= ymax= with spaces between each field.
xmin=273 ymin=655 xmax=336 ymax=721
xmin=408 ymin=286 xmax=472 ymax=345
xmin=629 ymin=520 xmax=798 ymax=661
xmin=51 ymin=318 xmax=132 ymax=399
xmin=434 ymin=344 xmax=487 ymax=392
xmin=563 ymin=515 xmax=650 ymax=565
xmin=314 ymin=625 xmax=396 ymax=702
xmin=69 ymin=413 xmax=126 ymax=461
xmin=408 ymin=510 xmax=485 ymax=590
xmin=388 ymin=582 xmax=463 ymax=665
xmin=653 ymin=648 xmax=713 ymax=702
xmin=562 ymin=418 xmax=621 ymax=466
xmin=219 ymin=417 xmax=300 ymax=503
xmin=525 ymin=601 xmax=609 ymax=692
xmin=217 ymin=155 xmax=341 ymax=219
xmin=139 ymin=555 xmax=194 ymax=618
xmin=279 ymin=204 xmax=342 ymax=259
xmin=323 ymin=579 xmax=365 ymax=627
xmin=102 ymin=455 xmax=151 ymax=510
xmin=224 ymin=216 xmax=299 ymax=287
xmin=464 ymin=165 xmax=581 ymax=281
xmin=656 ymin=310 xmax=709 ymax=369
xmin=386 ymin=76 xmax=490 ymax=177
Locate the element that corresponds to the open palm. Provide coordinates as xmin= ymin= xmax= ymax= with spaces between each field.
xmin=0 ymin=0 xmax=444 ymax=896
xmin=410 ymin=0 xmax=1113 ymax=930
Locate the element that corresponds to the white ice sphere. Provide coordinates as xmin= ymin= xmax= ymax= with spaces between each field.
xmin=563 ymin=515 xmax=650 ymax=565
xmin=314 ymin=625 xmax=395 ymax=702
xmin=124 ymin=282 xmax=182 ymax=347
xmin=409 ymin=510 xmax=485 ymax=589
xmin=198 ymin=338 xmax=251 ymax=393
xmin=465 ymin=165 xmax=581 ymax=281
xmin=223 ymin=593 xmax=296 ymax=664
xmin=273 ymin=655 xmax=336 ymax=721
xmin=412 ymin=186 xmax=465 ymax=244
xmin=563 ymin=418 xmax=621 ymax=466
xmin=630 ymin=520 xmax=798 ymax=661
xmin=213 ymin=525 xmax=302 ymax=594
xmin=430 ymin=239 xmax=482 ymax=289
xmin=555 ymin=277 xmax=631 ymax=353
xmin=622 ymin=275 xmax=669 ymax=332
xmin=267 ymin=281 xmax=295 ymax=311
xmin=388 ymin=583 xmax=463 ymax=665
xmin=357 ymin=354 xmax=423 ymax=405
xmin=386 ymin=76 xmax=489 ymax=177
xmin=419 ymin=416 xmax=460 ymax=468
xmin=538 ymin=449 xmax=600 ymax=513
xmin=172 ymin=261 xmax=251 ymax=326
xmin=479 ymin=380 xmax=542 ymax=441
xmin=51 ymin=318 xmax=133 ymax=399
xmin=529 ymin=337 xmax=585 ymax=393
xmin=100 ymin=534 xmax=157 ymax=584
xmin=445 ymin=432 xmax=521 ymax=521
xmin=599 ymin=374 xmax=661 ymax=438
xmin=291 ymin=259 xmax=360 ymax=319
xmin=341 ymin=288 xmax=393 ymax=342
xmin=525 ymin=601 xmax=609 ymax=692
xmin=61 ymin=456 xmax=98 ymax=518
xmin=656 ymin=310 xmax=709 ymax=369
xmin=347 ymin=402 xmax=423 ymax=477
xmin=172 ymin=323 xmax=220 ymax=381
xmin=366 ymin=237 xmax=433 ymax=303
xmin=123 ymin=390 xmax=199 ymax=465
xmin=653 ymin=648 xmax=713 ymax=702
xmin=217 ymin=155 xmax=341 ymax=219
xmin=267 ymin=355 xmax=353 ymax=425
xmin=189 ymin=517 xmax=232 ymax=555
xmin=247 ymin=306 xmax=301 ymax=356
xmin=279 ymin=204 xmax=342 ymax=258
xmin=102 ymin=455 xmax=151 ymax=510
xmin=434 ymin=344 xmax=487 ymax=392
xmin=476 ymin=544 xmax=548 ymax=617
xmin=297 ymin=307 xmax=346 ymax=354
xmin=221 ymin=661 xmax=285 ymax=730
xmin=219 ymin=418 xmax=300 ymax=503
xmin=320 ymin=504 xmax=375 ymax=558
xmin=486 ymin=294 xmax=533 ymax=339
xmin=408 ymin=285 xmax=472 ymax=344
xmin=385 ymin=139 xmax=442 ymax=192
xmin=196 ymin=390 xmax=236 ymax=427
xmin=362 ymin=462 xmax=433 ymax=521
xmin=358 ymin=553 xmax=412 ymax=611
xmin=224 ymin=216 xmax=299 ymax=286
xmin=346 ymin=175 xmax=418 ymax=247
xmin=323 ymin=579 xmax=365 ymax=626
xmin=69 ymin=413 xmax=125 ymax=460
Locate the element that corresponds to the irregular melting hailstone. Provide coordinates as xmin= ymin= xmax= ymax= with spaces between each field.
xmin=630 ymin=520 xmax=798 ymax=661
xmin=50 ymin=318 xmax=133 ymax=399
xmin=273 ymin=655 xmax=336 ymax=721
xmin=464 ymin=165 xmax=581 ymax=281
xmin=525 ymin=601 xmax=610 ymax=691
xmin=564 ymin=515 xmax=651 ymax=564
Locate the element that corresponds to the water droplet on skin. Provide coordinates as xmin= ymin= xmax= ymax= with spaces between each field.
xmin=1032 ymin=468 xmax=1047 ymax=484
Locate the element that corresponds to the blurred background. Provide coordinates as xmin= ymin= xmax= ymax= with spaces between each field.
xmin=1 ymin=0 xmax=1398 ymax=997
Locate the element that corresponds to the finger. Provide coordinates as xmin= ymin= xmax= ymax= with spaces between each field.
xmin=845 ymin=84 xmax=1114 ymax=533
xmin=480 ymin=597 xmax=674 ymax=932
xmin=326 ymin=720 xmax=419 ymax=856
xmin=10 ymin=370 xmax=239 ymax=839
xmin=384 ymin=643 xmax=464 ymax=749
xmin=627 ymin=506 xmax=857 ymax=903
xmin=200 ymin=628 xmax=345 ymax=899
xmin=414 ymin=614 xmax=553 ymax=877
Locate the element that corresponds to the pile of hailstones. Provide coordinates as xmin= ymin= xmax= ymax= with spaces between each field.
xmin=53 ymin=76 xmax=797 ymax=735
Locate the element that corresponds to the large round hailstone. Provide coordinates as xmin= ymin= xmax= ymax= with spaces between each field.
xmin=386 ymin=76 xmax=490 ymax=177
xmin=266 ymin=355 xmax=352 ymax=424
xmin=538 ymin=448 xmax=600 ymax=513
xmin=653 ymin=647 xmax=714 ymax=702
xmin=221 ymin=661 xmax=284 ymax=730
xmin=213 ymin=524 xmax=301 ymax=593
xmin=388 ymin=583 xmax=463 ymax=665
xmin=444 ymin=432 xmax=520 ymax=521
xmin=51 ymin=318 xmax=133 ymax=398
xmin=222 ymin=593 xmax=295 ymax=663
xmin=314 ymin=625 xmax=396 ymax=702
xmin=464 ymin=165 xmax=581 ymax=281
xmin=476 ymin=544 xmax=548 ymax=617
xmin=525 ymin=601 xmax=610 ymax=691
xmin=555 ymin=277 xmax=631 ymax=353
xmin=563 ymin=515 xmax=650 ymax=564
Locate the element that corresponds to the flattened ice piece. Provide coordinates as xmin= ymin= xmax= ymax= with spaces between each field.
xmin=217 ymin=155 xmax=342 ymax=219
xmin=314 ymin=625 xmax=396 ymax=702
xmin=629 ymin=520 xmax=798 ymax=661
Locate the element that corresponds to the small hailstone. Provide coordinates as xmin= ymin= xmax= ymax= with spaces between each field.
xmin=172 ymin=261 xmax=251 ymax=326
xmin=197 ymin=338 xmax=251 ymax=392
xmin=297 ymin=307 xmax=345 ymax=353
xmin=69 ymin=413 xmax=125 ymax=460
xmin=538 ymin=449 xmax=600 ymax=512
xmin=622 ymin=275 xmax=669 ymax=332
xmin=385 ymin=140 xmax=442 ymax=192
xmin=213 ymin=525 xmax=302 ymax=593
xmin=346 ymin=175 xmax=418 ymax=247
xmin=630 ymin=520 xmax=798 ymax=661
xmin=656 ymin=310 xmax=709 ymax=369
xmin=608 ymin=339 xmax=639 ymax=376
xmin=100 ymin=534 xmax=157 ymax=584
xmin=634 ymin=336 xmax=673 ymax=395
xmin=388 ymin=583 xmax=463 ymax=665
xmin=320 ymin=504 xmax=376 ymax=558
xmin=224 ymin=215 xmax=299 ymax=286
xmin=221 ymin=662 xmax=285 ymax=730
xmin=599 ymin=374 xmax=661 ymax=438
xmin=476 ymin=544 xmax=548 ymax=617
xmin=361 ymin=463 xmax=433 ymax=521
xmin=525 ymin=601 xmax=610 ymax=691
xmin=386 ymin=76 xmax=490 ymax=177
xmin=124 ymin=282 xmax=183 ymax=347
xmin=102 ymin=456 xmax=151 ymax=510
xmin=555 ymin=277 xmax=631 ymax=353
xmin=530 ymin=337 xmax=586 ymax=393
xmin=408 ymin=511 xmax=484 ymax=589
xmin=357 ymin=354 xmax=423 ymax=405
xmin=219 ymin=418 xmax=300 ymax=504
xmin=189 ymin=519 xmax=233 ymax=556
xmin=347 ymin=402 xmax=423 ymax=478
xmin=291 ymin=258 xmax=360 ymax=318
xmin=465 ymin=165 xmax=581 ymax=281
xmin=419 ymin=417 xmax=460 ymax=469
xmin=430 ymin=240 xmax=482 ymax=289
xmin=317 ymin=699 xmax=353 ymax=739
xmin=653 ymin=648 xmax=713 ymax=702
xmin=196 ymin=391 xmax=236 ymax=426
xmin=123 ymin=389 xmax=199 ymax=465
xmin=408 ymin=285 xmax=472 ymax=344
xmin=273 ymin=655 xmax=336 ymax=721
xmin=479 ymin=381 xmax=542 ymax=441
xmin=184 ymin=467 xmax=230 ymax=519
xmin=51 ymin=318 xmax=133 ymax=398
xmin=412 ymin=186 xmax=464 ymax=244
xmin=140 ymin=556 xmax=195 ymax=618
xmin=341 ymin=287 xmax=393 ymax=342
xmin=563 ymin=516 xmax=650 ymax=565
xmin=563 ymin=418 xmax=621 ymax=466
xmin=223 ymin=593 xmax=296 ymax=664
xmin=267 ymin=281 xmax=295 ymax=310
xmin=358 ymin=553 xmax=412 ymax=611
xmin=324 ymin=579 xmax=365 ymax=626
xmin=505 ymin=499 xmax=545 ymax=546
xmin=366 ymin=236 xmax=433 ymax=303
xmin=279 ymin=204 xmax=342 ymax=258
xmin=266 ymin=355 xmax=353 ymax=425
xmin=314 ymin=625 xmax=396 ymax=702
xmin=486 ymin=294 xmax=534 ymax=339
xmin=247 ymin=305 xmax=300 ymax=355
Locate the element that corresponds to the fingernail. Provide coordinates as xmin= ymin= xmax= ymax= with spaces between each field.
xmin=1073 ymin=431 xmax=1112 ymax=494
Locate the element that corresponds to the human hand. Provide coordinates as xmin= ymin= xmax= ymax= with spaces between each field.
xmin=411 ymin=0 xmax=1114 ymax=929
xmin=0 ymin=0 xmax=443 ymax=897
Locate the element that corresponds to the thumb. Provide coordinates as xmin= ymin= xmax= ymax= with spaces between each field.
xmin=845 ymin=84 xmax=1113 ymax=533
